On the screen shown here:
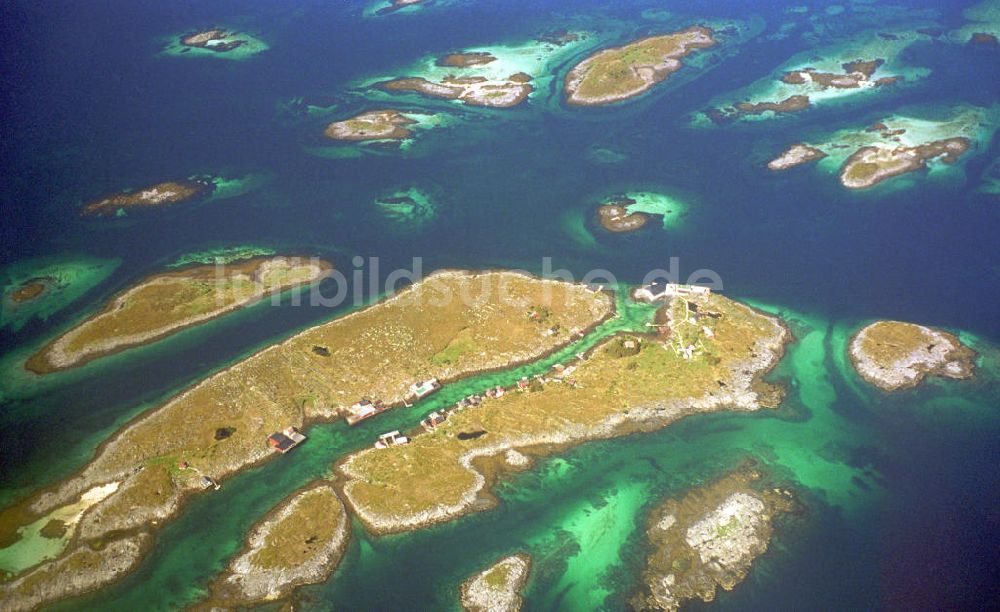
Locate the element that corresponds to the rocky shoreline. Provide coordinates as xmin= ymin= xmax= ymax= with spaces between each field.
xmin=0 ymin=533 xmax=150 ymax=612
xmin=840 ymin=137 xmax=970 ymax=189
xmin=324 ymin=109 xmax=420 ymax=141
xmin=206 ymin=483 xmax=349 ymax=606
xmin=630 ymin=464 xmax=797 ymax=611
xmin=460 ymin=553 xmax=531 ymax=612
xmin=767 ymin=143 xmax=828 ymax=171
xmin=81 ymin=179 xmax=213 ymax=216
xmin=849 ymin=320 xmax=976 ymax=391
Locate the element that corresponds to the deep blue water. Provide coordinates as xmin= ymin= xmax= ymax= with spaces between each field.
xmin=1 ymin=0 xmax=999 ymax=610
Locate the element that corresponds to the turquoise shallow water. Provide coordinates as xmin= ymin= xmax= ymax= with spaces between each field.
xmin=2 ymin=0 xmax=999 ymax=609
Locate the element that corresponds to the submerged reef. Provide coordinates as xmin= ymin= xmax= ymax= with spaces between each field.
xmin=849 ymin=320 xmax=975 ymax=391
xmin=374 ymin=187 xmax=438 ymax=227
xmin=167 ymin=246 xmax=277 ymax=268
xmin=1 ymin=257 xmax=120 ymax=333
xmin=362 ymin=33 xmax=591 ymax=109
xmin=697 ymin=28 xmax=931 ymax=125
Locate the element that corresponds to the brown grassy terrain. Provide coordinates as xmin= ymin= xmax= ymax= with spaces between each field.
xmin=0 ymin=271 xmax=611 ymax=609
xmin=839 ymin=138 xmax=970 ymax=189
xmin=324 ymin=110 xmax=419 ymax=141
xmin=26 ymin=257 xmax=331 ymax=373
xmin=340 ymin=293 xmax=788 ymax=533
xmin=205 ymin=484 xmax=348 ymax=606
xmin=81 ymin=180 xmax=211 ymax=216
xmin=849 ymin=320 xmax=975 ymax=391
xmin=564 ymin=27 xmax=715 ymax=106
xmin=460 ymin=553 xmax=531 ymax=612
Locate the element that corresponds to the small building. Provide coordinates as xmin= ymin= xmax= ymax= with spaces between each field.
xmin=408 ymin=378 xmax=441 ymax=400
xmin=200 ymin=475 xmax=220 ymax=490
xmin=517 ymin=377 xmax=530 ymax=390
xmin=268 ymin=426 xmax=307 ymax=453
xmin=422 ymin=411 xmax=447 ymax=431
xmin=374 ymin=430 xmax=409 ymax=449
xmin=345 ymin=399 xmax=387 ymax=425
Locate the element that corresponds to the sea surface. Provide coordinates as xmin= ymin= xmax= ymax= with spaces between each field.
xmin=1 ymin=0 xmax=999 ymax=610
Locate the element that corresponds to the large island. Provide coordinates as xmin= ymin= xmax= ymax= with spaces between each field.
xmin=564 ymin=26 xmax=716 ymax=106
xmin=26 ymin=257 xmax=331 ymax=373
xmin=0 ymin=271 xmax=612 ymax=610
xmin=338 ymin=289 xmax=789 ymax=534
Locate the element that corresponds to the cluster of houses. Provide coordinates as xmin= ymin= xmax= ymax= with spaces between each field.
xmin=634 ymin=282 xmax=712 ymax=303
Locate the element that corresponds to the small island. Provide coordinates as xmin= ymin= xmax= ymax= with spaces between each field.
xmin=767 ymin=143 xmax=828 ymax=171
xmin=437 ymin=52 xmax=497 ymax=68
xmin=597 ymin=202 xmax=648 ymax=233
xmin=594 ymin=191 xmax=687 ymax=233
xmin=1 ymin=256 xmax=120 ymax=333
xmin=564 ymin=26 xmax=716 ymax=106
xmin=205 ymin=484 xmax=349 ymax=607
xmin=26 ymin=256 xmax=332 ymax=373
xmin=162 ymin=28 xmax=268 ymax=60
xmin=839 ymin=137 xmax=970 ymax=189
xmin=0 ymin=271 xmax=613 ymax=609
xmin=9 ymin=280 xmax=48 ymax=304
xmin=849 ymin=320 xmax=976 ymax=391
xmin=81 ymin=179 xmax=213 ymax=216
xmin=378 ymin=74 xmax=533 ymax=108
xmin=338 ymin=289 xmax=788 ymax=534
xmin=460 ymin=554 xmax=531 ymax=612
xmin=324 ymin=109 xmax=421 ymax=141
xmin=733 ymin=94 xmax=811 ymax=117
xmin=180 ymin=29 xmax=247 ymax=53
xmin=630 ymin=464 xmax=796 ymax=611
